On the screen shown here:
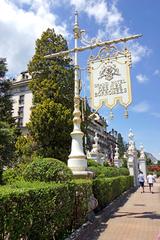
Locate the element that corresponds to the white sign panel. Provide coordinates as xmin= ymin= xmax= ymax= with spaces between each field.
xmin=88 ymin=49 xmax=132 ymax=110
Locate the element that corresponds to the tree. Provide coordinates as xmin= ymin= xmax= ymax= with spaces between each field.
xmin=28 ymin=28 xmax=74 ymax=161
xmin=0 ymin=58 xmax=19 ymax=178
xmin=0 ymin=122 xmax=17 ymax=167
xmin=0 ymin=58 xmax=7 ymax=78
xmin=0 ymin=58 xmax=14 ymax=124
xmin=15 ymin=135 xmax=37 ymax=163
xmin=146 ymin=155 xmax=152 ymax=166
xmin=117 ymin=133 xmax=125 ymax=158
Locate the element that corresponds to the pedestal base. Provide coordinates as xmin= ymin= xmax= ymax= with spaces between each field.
xmin=114 ymin=159 xmax=121 ymax=168
xmin=72 ymin=170 xmax=94 ymax=179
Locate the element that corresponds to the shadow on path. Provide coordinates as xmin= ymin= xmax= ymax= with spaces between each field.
xmin=111 ymin=211 xmax=160 ymax=220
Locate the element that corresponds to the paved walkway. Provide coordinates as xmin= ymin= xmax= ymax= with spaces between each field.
xmin=83 ymin=179 xmax=160 ymax=240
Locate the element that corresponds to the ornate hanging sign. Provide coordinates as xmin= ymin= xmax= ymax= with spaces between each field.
xmin=88 ymin=47 xmax=132 ymax=111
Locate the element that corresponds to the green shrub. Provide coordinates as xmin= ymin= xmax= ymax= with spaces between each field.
xmin=102 ymin=167 xmax=120 ymax=178
xmin=23 ymin=158 xmax=73 ymax=182
xmin=93 ymin=176 xmax=133 ymax=209
xmin=156 ymin=171 xmax=160 ymax=177
xmin=88 ymin=166 xmax=105 ymax=178
xmin=0 ymin=166 xmax=3 ymax=185
xmin=103 ymin=161 xmax=110 ymax=167
xmin=89 ymin=166 xmax=121 ymax=178
xmin=87 ymin=159 xmax=101 ymax=167
xmin=2 ymin=163 xmax=27 ymax=184
xmin=118 ymin=167 xmax=129 ymax=176
xmin=121 ymin=158 xmax=128 ymax=168
xmin=88 ymin=165 xmax=129 ymax=179
xmin=0 ymin=180 xmax=92 ymax=239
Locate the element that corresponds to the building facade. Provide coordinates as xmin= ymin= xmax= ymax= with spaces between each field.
xmin=11 ymin=71 xmax=32 ymax=134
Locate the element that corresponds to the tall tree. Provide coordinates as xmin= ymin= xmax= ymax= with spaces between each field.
xmin=0 ymin=58 xmax=14 ymax=124
xmin=0 ymin=121 xmax=17 ymax=166
xmin=28 ymin=28 xmax=74 ymax=161
xmin=117 ymin=133 xmax=125 ymax=158
xmin=0 ymin=59 xmax=18 ymax=179
xmin=0 ymin=58 xmax=7 ymax=78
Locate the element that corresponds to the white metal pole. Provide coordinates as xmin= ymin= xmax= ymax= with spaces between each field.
xmin=68 ymin=12 xmax=88 ymax=176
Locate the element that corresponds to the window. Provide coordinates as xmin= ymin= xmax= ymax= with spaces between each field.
xmin=19 ymin=95 xmax=24 ymax=105
xmin=18 ymin=117 xmax=23 ymax=127
xmin=18 ymin=106 xmax=24 ymax=117
xmin=22 ymin=73 xmax=25 ymax=79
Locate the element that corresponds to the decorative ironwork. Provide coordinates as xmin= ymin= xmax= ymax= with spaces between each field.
xmin=80 ymin=29 xmax=102 ymax=46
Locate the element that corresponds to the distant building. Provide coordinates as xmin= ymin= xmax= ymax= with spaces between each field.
xmin=10 ymin=72 xmax=117 ymax=160
xmin=87 ymin=115 xmax=117 ymax=161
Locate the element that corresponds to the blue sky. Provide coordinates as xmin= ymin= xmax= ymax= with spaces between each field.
xmin=0 ymin=0 xmax=160 ymax=159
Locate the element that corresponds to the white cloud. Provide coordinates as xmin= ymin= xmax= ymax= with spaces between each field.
xmin=0 ymin=0 xmax=68 ymax=76
xmin=67 ymin=0 xmax=123 ymax=27
xmin=86 ymin=1 xmax=108 ymax=24
xmin=69 ymin=0 xmax=86 ymax=10
xmin=136 ymin=74 xmax=148 ymax=83
xmin=131 ymin=101 xmax=150 ymax=113
xmin=130 ymin=42 xmax=151 ymax=64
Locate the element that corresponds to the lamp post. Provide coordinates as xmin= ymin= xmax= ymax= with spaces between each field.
xmin=67 ymin=12 xmax=88 ymax=177
xmin=45 ymin=12 xmax=142 ymax=177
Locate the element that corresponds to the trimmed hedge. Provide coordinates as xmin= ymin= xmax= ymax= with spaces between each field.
xmin=89 ymin=166 xmax=129 ymax=178
xmin=93 ymin=176 xmax=133 ymax=209
xmin=0 ymin=173 xmax=133 ymax=239
xmin=23 ymin=158 xmax=73 ymax=183
xmin=0 ymin=180 xmax=92 ymax=240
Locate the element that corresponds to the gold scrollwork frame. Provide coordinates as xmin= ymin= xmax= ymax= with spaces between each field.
xmin=88 ymin=48 xmax=132 ymax=110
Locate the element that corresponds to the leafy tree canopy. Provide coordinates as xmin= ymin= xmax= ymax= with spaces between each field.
xmin=0 ymin=58 xmax=19 ymax=175
xmin=117 ymin=133 xmax=125 ymax=158
xmin=0 ymin=58 xmax=14 ymax=124
xmin=0 ymin=121 xmax=18 ymax=167
xmin=28 ymin=99 xmax=72 ymax=160
xmin=28 ymin=28 xmax=74 ymax=109
xmin=0 ymin=58 xmax=7 ymax=78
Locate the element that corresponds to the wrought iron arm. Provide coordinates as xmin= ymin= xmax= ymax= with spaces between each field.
xmin=45 ymin=34 xmax=142 ymax=59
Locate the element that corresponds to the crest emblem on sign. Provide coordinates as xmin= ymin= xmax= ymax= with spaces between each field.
xmin=98 ymin=63 xmax=120 ymax=81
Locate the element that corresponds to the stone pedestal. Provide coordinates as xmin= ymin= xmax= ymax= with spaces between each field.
xmin=138 ymin=144 xmax=147 ymax=180
xmin=127 ymin=129 xmax=139 ymax=187
xmin=88 ymin=132 xmax=105 ymax=166
xmin=114 ymin=144 xmax=121 ymax=168
xmin=127 ymin=155 xmax=134 ymax=176
xmin=114 ymin=159 xmax=121 ymax=168
xmin=139 ymin=159 xmax=147 ymax=180
xmin=127 ymin=154 xmax=139 ymax=187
